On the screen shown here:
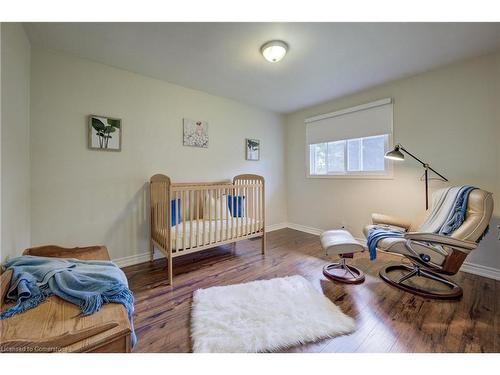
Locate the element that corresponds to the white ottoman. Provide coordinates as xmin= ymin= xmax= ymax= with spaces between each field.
xmin=321 ymin=229 xmax=366 ymax=284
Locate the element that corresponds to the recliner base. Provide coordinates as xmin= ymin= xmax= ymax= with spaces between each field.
xmin=380 ymin=263 xmax=462 ymax=300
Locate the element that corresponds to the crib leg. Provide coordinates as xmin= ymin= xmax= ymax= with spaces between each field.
xmin=261 ymin=232 xmax=266 ymax=255
xmin=149 ymin=241 xmax=154 ymax=262
xmin=168 ymin=254 xmax=173 ymax=286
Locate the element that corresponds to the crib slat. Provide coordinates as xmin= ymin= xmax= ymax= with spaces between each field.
xmin=208 ymin=189 xmax=212 ymax=244
xmin=160 ymin=183 xmax=164 ymax=250
xmin=201 ymin=189 xmax=206 ymax=246
xmin=257 ymin=183 xmax=260 ymax=233
xmin=162 ymin=184 xmax=165 ymax=247
xmin=167 ymin=183 xmax=171 ymax=252
xmin=156 ymin=184 xmax=160 ymax=243
xmin=179 ymin=191 xmax=183 ymax=251
xmin=232 ymin=186 xmax=236 ymax=239
xmin=213 ymin=188 xmax=217 ymax=243
xmin=225 ymin=187 xmax=229 ymax=242
xmin=158 ymin=184 xmax=161 ymax=246
xmin=236 ymin=186 xmax=243 ymax=237
xmin=248 ymin=183 xmax=252 ymax=234
xmin=213 ymin=189 xmax=216 ymax=243
xmin=253 ymin=184 xmax=257 ymax=234
xmin=235 ymin=185 xmax=239 ymax=238
xmin=152 ymin=184 xmax=156 ymax=243
xmin=173 ymin=190 xmax=177 ymax=252
xmin=258 ymin=183 xmax=262 ymax=232
xmin=259 ymin=182 xmax=262 ymax=232
xmin=230 ymin=185 xmax=234 ymax=240
xmin=260 ymin=181 xmax=263 ymax=231
xmin=256 ymin=182 xmax=260 ymax=233
xmin=196 ymin=190 xmax=200 ymax=248
xmin=259 ymin=182 xmax=264 ymax=230
xmin=212 ymin=188 xmax=216 ymax=244
xmin=252 ymin=187 xmax=257 ymax=233
xmin=189 ymin=190 xmax=193 ymax=249
xmin=219 ymin=187 xmax=223 ymax=242
xmin=248 ymin=184 xmax=251 ymax=234
xmin=153 ymin=184 xmax=156 ymax=241
xmin=166 ymin=182 xmax=170 ymax=250
xmin=158 ymin=183 xmax=162 ymax=248
xmin=168 ymin=184 xmax=171 ymax=242
xmin=244 ymin=185 xmax=248 ymax=236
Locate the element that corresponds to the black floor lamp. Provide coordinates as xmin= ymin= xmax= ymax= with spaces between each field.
xmin=385 ymin=144 xmax=448 ymax=210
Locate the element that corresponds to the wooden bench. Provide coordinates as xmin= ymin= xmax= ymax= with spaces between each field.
xmin=0 ymin=245 xmax=132 ymax=353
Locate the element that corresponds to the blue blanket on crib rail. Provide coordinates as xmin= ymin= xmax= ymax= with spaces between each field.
xmin=0 ymin=256 xmax=136 ymax=347
xmin=367 ymin=185 xmax=478 ymax=260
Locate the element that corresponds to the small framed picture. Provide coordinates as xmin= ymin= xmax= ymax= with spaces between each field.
xmin=246 ymin=139 xmax=260 ymax=161
xmin=183 ymin=118 xmax=209 ymax=148
xmin=88 ymin=115 xmax=122 ymax=151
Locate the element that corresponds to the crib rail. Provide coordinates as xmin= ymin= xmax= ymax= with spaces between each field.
xmin=150 ymin=174 xmax=265 ymax=284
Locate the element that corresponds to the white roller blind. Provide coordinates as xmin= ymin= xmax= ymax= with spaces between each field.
xmin=306 ymin=98 xmax=393 ymax=144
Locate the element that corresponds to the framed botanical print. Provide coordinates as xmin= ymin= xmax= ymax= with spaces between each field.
xmin=246 ymin=138 xmax=260 ymax=161
xmin=88 ymin=115 xmax=122 ymax=151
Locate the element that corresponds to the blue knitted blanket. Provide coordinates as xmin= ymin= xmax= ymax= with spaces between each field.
xmin=0 ymin=256 xmax=136 ymax=347
xmin=367 ymin=185 xmax=477 ymax=260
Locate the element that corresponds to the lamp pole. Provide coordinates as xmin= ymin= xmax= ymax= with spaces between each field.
xmin=394 ymin=145 xmax=448 ymax=210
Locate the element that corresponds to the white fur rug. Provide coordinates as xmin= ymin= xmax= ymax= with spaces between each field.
xmin=191 ymin=275 xmax=355 ymax=353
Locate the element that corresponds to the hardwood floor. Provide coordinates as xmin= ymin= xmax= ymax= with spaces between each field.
xmin=123 ymin=228 xmax=499 ymax=353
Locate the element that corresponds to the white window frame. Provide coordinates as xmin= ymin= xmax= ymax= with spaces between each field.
xmin=305 ymin=98 xmax=394 ymax=179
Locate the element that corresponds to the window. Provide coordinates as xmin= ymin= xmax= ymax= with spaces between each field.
xmin=309 ymin=134 xmax=389 ymax=175
xmin=305 ymin=98 xmax=393 ymax=178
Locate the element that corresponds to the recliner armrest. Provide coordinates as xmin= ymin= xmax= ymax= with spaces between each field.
xmin=404 ymin=232 xmax=477 ymax=251
xmin=371 ymin=213 xmax=412 ymax=231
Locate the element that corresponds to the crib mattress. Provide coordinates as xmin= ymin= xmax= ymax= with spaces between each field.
xmin=154 ymin=218 xmax=263 ymax=251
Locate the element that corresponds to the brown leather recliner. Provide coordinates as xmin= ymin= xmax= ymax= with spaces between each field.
xmin=364 ymin=188 xmax=494 ymax=299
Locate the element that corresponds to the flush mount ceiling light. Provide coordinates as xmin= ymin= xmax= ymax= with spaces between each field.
xmin=260 ymin=40 xmax=288 ymax=63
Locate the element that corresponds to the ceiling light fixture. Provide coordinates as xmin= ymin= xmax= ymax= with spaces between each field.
xmin=260 ymin=40 xmax=288 ymax=63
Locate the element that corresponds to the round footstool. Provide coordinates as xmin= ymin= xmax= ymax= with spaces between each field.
xmin=320 ymin=229 xmax=366 ymax=284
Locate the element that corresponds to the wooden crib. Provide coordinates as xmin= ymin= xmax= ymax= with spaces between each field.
xmin=149 ymin=173 xmax=266 ymax=285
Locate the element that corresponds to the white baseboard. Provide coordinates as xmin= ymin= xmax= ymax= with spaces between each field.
xmin=113 ymin=222 xmax=288 ymax=268
xmin=460 ymin=262 xmax=500 ymax=281
xmin=286 ymin=223 xmax=323 ymax=236
xmin=113 ymin=252 xmax=159 ymax=268
xmin=265 ymin=222 xmax=288 ymax=232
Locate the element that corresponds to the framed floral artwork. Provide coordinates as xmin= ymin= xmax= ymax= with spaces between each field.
xmin=183 ymin=119 xmax=208 ymax=148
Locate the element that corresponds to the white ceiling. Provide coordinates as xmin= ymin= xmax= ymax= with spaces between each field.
xmin=24 ymin=23 xmax=500 ymax=113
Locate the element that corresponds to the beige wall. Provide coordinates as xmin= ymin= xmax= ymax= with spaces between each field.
xmin=1 ymin=23 xmax=31 ymax=261
xmin=30 ymin=49 xmax=287 ymax=261
xmin=286 ymin=52 xmax=500 ymax=270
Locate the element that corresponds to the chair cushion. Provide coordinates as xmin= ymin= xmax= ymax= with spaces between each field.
xmin=320 ymin=229 xmax=365 ymax=256
xmin=363 ymin=225 xmax=447 ymax=265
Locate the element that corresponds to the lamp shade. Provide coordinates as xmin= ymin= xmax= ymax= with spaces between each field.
xmin=385 ymin=146 xmax=405 ymax=161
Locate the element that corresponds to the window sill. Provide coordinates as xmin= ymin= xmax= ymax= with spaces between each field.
xmin=306 ymin=173 xmax=394 ymax=180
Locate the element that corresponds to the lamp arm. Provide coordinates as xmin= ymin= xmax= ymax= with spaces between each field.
xmin=397 ymin=144 xmax=448 ymax=182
